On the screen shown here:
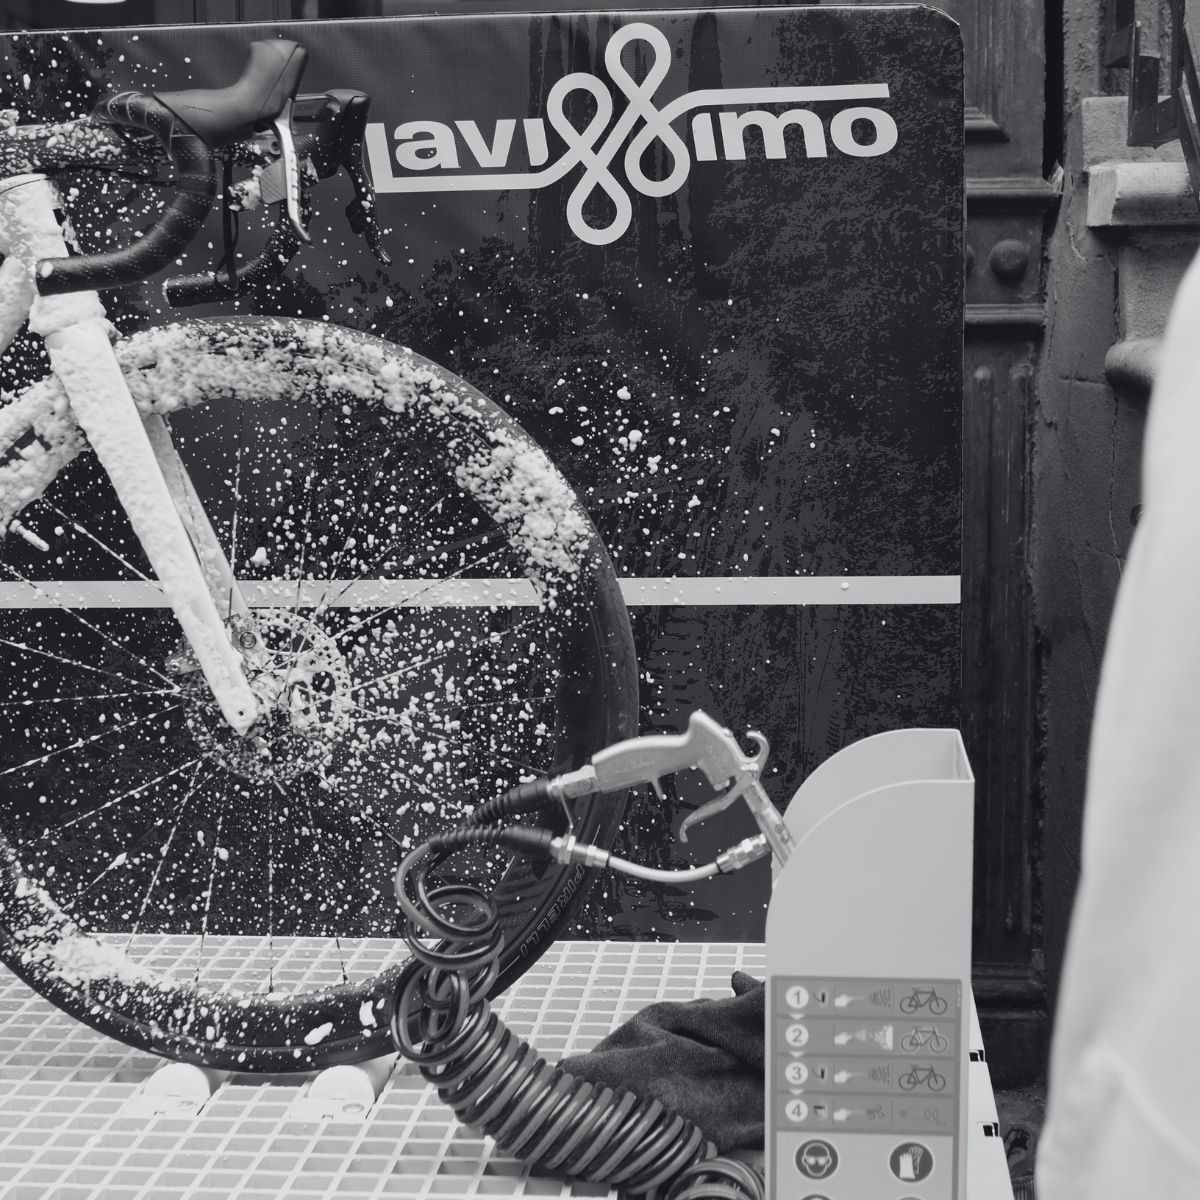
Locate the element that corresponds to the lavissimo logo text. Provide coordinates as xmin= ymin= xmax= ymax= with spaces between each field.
xmin=364 ymin=23 xmax=897 ymax=246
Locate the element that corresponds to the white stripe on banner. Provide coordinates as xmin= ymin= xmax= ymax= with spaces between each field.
xmin=0 ymin=576 xmax=960 ymax=609
xmin=619 ymin=576 xmax=960 ymax=606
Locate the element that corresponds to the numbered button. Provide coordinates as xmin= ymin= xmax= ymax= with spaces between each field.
xmin=785 ymin=1023 xmax=810 ymax=1049
xmin=784 ymin=1060 xmax=809 ymax=1086
xmin=785 ymin=984 xmax=811 ymax=1010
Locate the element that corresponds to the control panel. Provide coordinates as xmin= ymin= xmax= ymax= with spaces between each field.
xmin=770 ymin=975 xmax=962 ymax=1199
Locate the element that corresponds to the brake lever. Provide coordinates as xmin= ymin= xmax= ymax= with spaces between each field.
xmin=259 ymin=90 xmax=389 ymax=266
xmin=270 ymin=98 xmax=310 ymax=244
xmin=343 ymin=150 xmax=391 ymax=266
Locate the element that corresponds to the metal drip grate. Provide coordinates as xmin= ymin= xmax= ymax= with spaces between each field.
xmin=0 ymin=940 xmax=1012 ymax=1199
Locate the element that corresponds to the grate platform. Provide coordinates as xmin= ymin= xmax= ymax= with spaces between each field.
xmin=0 ymin=941 xmax=1012 ymax=1199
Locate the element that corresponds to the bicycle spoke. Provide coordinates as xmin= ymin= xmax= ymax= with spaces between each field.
xmin=61 ymin=845 xmax=142 ymax=911
xmin=28 ymin=754 xmax=208 ymax=841
xmin=331 ymin=542 xmax=513 ymax=644
xmin=291 ymin=466 xmax=317 ymax=615
xmin=425 ymin=690 xmax=559 ymax=715
xmin=0 ymin=560 xmax=177 ymax=687
xmin=265 ymin=784 xmax=275 ymax=993
xmin=305 ymin=443 xmax=402 ymax=622
xmin=348 ymin=701 xmax=548 ymax=779
xmin=349 ymin=612 xmax=543 ymax=697
xmin=321 ymin=522 xmax=512 ymax=619
xmin=226 ymin=401 xmax=247 ymax=620
xmin=39 ymin=498 xmax=160 ymax=589
xmin=343 ymin=739 xmax=460 ymax=812
xmin=193 ymin=802 xmax=228 ymax=985
xmin=0 ymin=633 xmax=173 ymax=695
xmin=290 ymin=780 xmax=350 ymax=984
xmin=0 ymin=686 xmax=179 ymax=708
xmin=0 ymin=701 xmax=183 ymax=779
xmin=127 ymin=760 xmax=208 ymax=945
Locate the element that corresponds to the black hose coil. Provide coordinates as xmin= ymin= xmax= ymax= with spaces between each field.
xmin=390 ymin=828 xmax=764 ymax=1199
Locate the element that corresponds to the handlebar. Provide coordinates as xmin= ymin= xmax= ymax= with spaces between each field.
xmin=29 ymin=38 xmax=385 ymax=302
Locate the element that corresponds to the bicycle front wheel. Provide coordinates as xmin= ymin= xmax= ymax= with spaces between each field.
xmin=0 ymin=317 xmax=637 ymax=1069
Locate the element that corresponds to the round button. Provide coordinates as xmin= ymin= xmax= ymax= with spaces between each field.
xmin=889 ymin=1141 xmax=933 ymax=1183
xmin=795 ymin=1139 xmax=839 ymax=1180
xmin=785 ymin=1023 xmax=810 ymax=1048
xmin=784 ymin=1060 xmax=809 ymax=1086
xmin=786 ymin=984 xmax=810 ymax=1010
xmin=785 ymin=1098 xmax=809 ymax=1123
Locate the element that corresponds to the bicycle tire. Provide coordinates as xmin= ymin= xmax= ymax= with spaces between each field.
xmin=0 ymin=316 xmax=638 ymax=1070
xmin=928 ymin=995 xmax=947 ymax=1015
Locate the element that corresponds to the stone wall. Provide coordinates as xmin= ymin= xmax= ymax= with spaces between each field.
xmin=1035 ymin=5 xmax=1197 ymax=1012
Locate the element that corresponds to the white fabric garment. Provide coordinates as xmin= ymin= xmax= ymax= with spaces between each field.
xmin=1037 ymin=247 xmax=1200 ymax=1197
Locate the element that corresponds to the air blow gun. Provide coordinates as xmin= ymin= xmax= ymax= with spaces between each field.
xmin=541 ymin=710 xmax=797 ymax=878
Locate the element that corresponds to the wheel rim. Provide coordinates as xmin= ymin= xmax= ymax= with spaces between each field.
xmin=0 ymin=319 xmax=635 ymax=1067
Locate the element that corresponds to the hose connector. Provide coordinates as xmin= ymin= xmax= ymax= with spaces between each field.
xmin=548 ymin=834 xmax=611 ymax=870
xmin=468 ymin=768 xmax=600 ymax=826
xmin=715 ymin=834 xmax=770 ymax=874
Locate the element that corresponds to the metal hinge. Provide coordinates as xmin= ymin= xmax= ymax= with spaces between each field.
xmin=1106 ymin=0 xmax=1200 ymax=196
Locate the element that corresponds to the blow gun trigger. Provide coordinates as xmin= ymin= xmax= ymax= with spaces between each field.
xmin=677 ymin=778 xmax=748 ymax=844
xmin=677 ymin=729 xmax=769 ymax=843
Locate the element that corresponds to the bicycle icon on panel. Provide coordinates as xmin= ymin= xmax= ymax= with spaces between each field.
xmin=900 ymin=987 xmax=948 ymax=1015
xmin=901 ymin=1027 xmax=949 ymax=1054
xmin=898 ymin=1065 xmax=947 ymax=1092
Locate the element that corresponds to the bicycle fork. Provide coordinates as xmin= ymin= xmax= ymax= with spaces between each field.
xmin=0 ymin=175 xmax=259 ymax=734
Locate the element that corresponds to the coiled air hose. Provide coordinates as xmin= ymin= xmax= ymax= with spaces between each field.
xmin=389 ymin=824 xmax=766 ymax=1200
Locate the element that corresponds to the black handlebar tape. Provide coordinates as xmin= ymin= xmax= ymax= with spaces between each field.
xmin=163 ymin=217 xmax=304 ymax=307
xmin=155 ymin=41 xmax=308 ymax=149
xmin=35 ymin=93 xmax=217 ymax=297
xmin=161 ymin=272 xmax=236 ymax=308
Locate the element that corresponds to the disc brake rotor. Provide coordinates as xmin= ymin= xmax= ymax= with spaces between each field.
xmin=180 ymin=609 xmax=353 ymax=785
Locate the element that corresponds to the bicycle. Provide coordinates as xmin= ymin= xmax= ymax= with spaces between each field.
xmin=897 ymin=1065 xmax=946 ymax=1092
xmin=900 ymin=1026 xmax=949 ymax=1054
xmin=0 ymin=39 xmax=637 ymax=1070
xmin=899 ymin=986 xmax=947 ymax=1015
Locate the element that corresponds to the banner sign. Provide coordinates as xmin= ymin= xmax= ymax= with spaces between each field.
xmin=0 ymin=6 xmax=962 ymax=941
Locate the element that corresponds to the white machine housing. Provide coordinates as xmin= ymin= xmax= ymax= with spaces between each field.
xmin=765 ymin=728 xmax=974 ymax=1200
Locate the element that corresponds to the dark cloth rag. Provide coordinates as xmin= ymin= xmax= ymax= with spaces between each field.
xmin=558 ymin=970 xmax=765 ymax=1154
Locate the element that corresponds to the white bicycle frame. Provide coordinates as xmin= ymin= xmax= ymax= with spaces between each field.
xmin=0 ymin=173 xmax=260 ymax=733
